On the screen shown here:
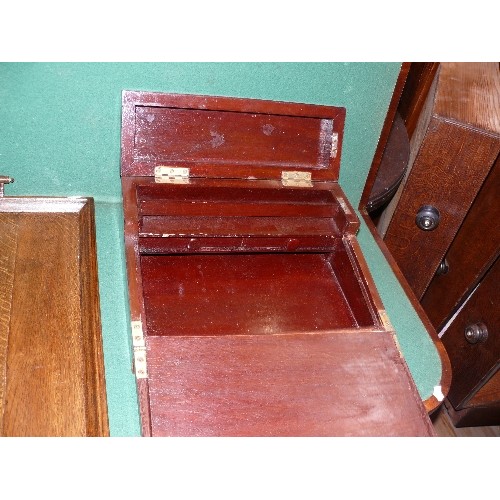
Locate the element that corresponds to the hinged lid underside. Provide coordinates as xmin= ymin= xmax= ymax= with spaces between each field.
xmin=121 ymin=91 xmax=346 ymax=182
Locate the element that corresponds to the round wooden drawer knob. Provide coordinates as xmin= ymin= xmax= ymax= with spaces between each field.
xmin=464 ymin=322 xmax=488 ymax=344
xmin=416 ymin=205 xmax=440 ymax=231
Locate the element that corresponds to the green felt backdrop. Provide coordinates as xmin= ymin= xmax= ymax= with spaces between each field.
xmin=0 ymin=63 xmax=441 ymax=436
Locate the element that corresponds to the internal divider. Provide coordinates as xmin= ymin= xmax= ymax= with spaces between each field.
xmin=137 ymin=182 xmax=343 ymax=253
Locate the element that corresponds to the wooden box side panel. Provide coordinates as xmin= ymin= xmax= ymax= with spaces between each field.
xmin=78 ymin=200 xmax=110 ymax=436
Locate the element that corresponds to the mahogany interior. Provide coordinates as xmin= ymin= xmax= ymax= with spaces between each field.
xmin=137 ymin=183 xmax=344 ymax=253
xmin=133 ymin=105 xmax=335 ymax=172
xmin=137 ymin=182 xmax=379 ymax=336
xmin=142 ymin=253 xmax=371 ymax=336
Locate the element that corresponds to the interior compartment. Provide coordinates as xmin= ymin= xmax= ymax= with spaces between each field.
xmin=137 ymin=181 xmax=379 ymax=336
xmin=141 ymin=250 xmax=379 ymax=337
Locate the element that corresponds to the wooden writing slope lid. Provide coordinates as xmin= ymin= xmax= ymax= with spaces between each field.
xmin=121 ymin=91 xmax=345 ymax=182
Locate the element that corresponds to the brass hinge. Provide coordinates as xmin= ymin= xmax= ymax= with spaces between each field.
xmin=281 ymin=171 xmax=313 ymax=187
xmin=131 ymin=320 xmax=145 ymax=347
xmin=134 ymin=348 xmax=148 ymax=379
xmin=330 ymin=132 xmax=338 ymax=158
xmin=131 ymin=321 xmax=148 ymax=379
xmin=154 ymin=166 xmax=190 ymax=184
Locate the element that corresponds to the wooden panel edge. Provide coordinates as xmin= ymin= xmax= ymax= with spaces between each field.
xmin=78 ymin=199 xmax=110 ymax=436
xmin=360 ymin=62 xmax=411 ymax=209
xmin=121 ymin=178 xmax=153 ymax=436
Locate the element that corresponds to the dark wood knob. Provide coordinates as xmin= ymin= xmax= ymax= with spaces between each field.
xmin=464 ymin=322 xmax=488 ymax=344
xmin=416 ymin=205 xmax=440 ymax=231
xmin=436 ymin=258 xmax=449 ymax=275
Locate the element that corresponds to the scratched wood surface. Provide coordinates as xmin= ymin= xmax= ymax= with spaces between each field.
xmin=0 ymin=200 xmax=109 ymax=436
xmin=141 ymin=252 xmax=366 ymax=338
xmin=434 ymin=62 xmax=500 ymax=134
xmin=121 ymin=90 xmax=346 ymax=181
xmin=147 ymin=332 xmax=435 ymax=436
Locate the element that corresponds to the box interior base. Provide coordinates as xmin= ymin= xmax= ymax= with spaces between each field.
xmin=141 ymin=251 xmax=379 ymax=337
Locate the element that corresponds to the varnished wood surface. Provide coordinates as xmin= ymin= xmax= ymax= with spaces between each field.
xmin=469 ymin=369 xmax=500 ymax=407
xmin=441 ymin=256 xmax=499 ymax=410
xmin=134 ymin=106 xmax=333 ymax=169
xmin=422 ymin=155 xmax=500 ymax=330
xmin=361 ymin=209 xmax=452 ymax=413
xmin=435 ymin=63 xmax=500 ymax=134
xmin=146 ymin=332 xmax=435 ymax=436
xmin=366 ymin=112 xmax=410 ymax=212
xmin=140 ymin=215 xmax=338 ymax=238
xmin=383 ymin=120 xmax=499 ymax=298
xmin=121 ymin=91 xmax=345 ymax=181
xmin=0 ymin=198 xmax=109 ymax=436
xmin=398 ymin=63 xmax=439 ymax=139
xmin=121 ymin=92 xmax=438 ymax=436
xmin=361 ymin=63 xmax=451 ymax=413
xmin=382 ymin=63 xmax=500 ymax=299
xmin=141 ymin=252 xmax=371 ymax=337
xmin=445 ymin=388 xmax=500 ymax=428
xmin=376 ymin=66 xmax=440 ymax=237
xmin=360 ymin=62 xmax=410 ymax=210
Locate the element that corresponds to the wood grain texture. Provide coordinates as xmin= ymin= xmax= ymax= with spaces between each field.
xmin=440 ymin=256 xmax=499 ymax=410
xmin=398 ymin=63 xmax=439 ymax=138
xmin=360 ymin=63 xmax=451 ymax=412
xmin=366 ymin=112 xmax=410 ymax=212
xmin=383 ymin=118 xmax=499 ymax=298
xmin=146 ymin=332 xmax=435 ymax=436
xmin=422 ymin=154 xmax=500 ymax=330
xmin=376 ymin=65 xmax=440 ymax=237
xmin=467 ymin=369 xmax=500 ymax=407
xmin=361 ymin=62 xmax=410 ymax=209
xmin=0 ymin=199 xmax=109 ymax=436
xmin=382 ymin=62 xmax=500 ymax=299
xmin=121 ymin=91 xmax=345 ymax=181
xmin=444 ymin=395 xmax=500 ymax=429
xmin=121 ymin=92 xmax=437 ymax=436
xmin=432 ymin=401 xmax=500 ymax=436
xmin=434 ymin=63 xmax=500 ymax=134
xmin=360 ymin=209 xmax=452 ymax=414
xmin=0 ymin=216 xmax=18 ymax=423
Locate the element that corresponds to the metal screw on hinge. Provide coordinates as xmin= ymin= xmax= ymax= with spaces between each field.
xmin=464 ymin=322 xmax=488 ymax=344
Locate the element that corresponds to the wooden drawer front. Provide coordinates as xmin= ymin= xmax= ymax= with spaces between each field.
xmin=422 ymin=154 xmax=500 ymax=330
xmin=442 ymin=257 xmax=499 ymax=409
xmin=383 ymin=118 xmax=499 ymax=299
